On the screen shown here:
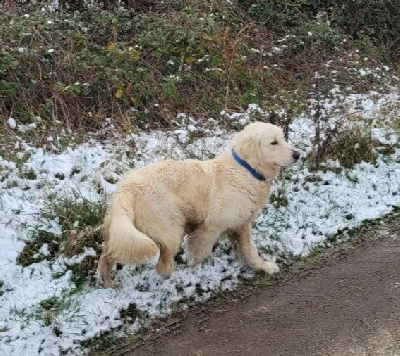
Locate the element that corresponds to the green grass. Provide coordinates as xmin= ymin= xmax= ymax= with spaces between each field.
xmin=38 ymin=297 xmax=64 ymax=327
xmin=82 ymin=331 xmax=123 ymax=355
xmin=39 ymin=192 xmax=106 ymax=256
xmin=17 ymin=191 xmax=107 ymax=291
xmin=270 ymin=189 xmax=289 ymax=208
xmin=81 ymin=303 xmax=150 ymax=355
xmin=17 ymin=230 xmax=60 ymax=267
xmin=34 ymin=285 xmax=86 ymax=329
xmin=322 ymin=126 xmax=378 ymax=168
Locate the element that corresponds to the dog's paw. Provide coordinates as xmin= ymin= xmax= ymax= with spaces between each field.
xmin=97 ymin=275 xmax=118 ymax=289
xmin=156 ymin=262 xmax=175 ymax=277
xmin=103 ymin=280 xmax=118 ymax=289
xmin=95 ymin=271 xmax=118 ymax=289
xmin=260 ymin=261 xmax=280 ymax=275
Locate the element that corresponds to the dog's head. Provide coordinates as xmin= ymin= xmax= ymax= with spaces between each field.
xmin=231 ymin=122 xmax=299 ymax=176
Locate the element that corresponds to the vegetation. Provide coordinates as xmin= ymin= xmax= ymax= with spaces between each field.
xmin=18 ymin=191 xmax=106 ymax=275
xmin=1 ymin=0 xmax=398 ymax=138
xmin=313 ymin=124 xmax=379 ymax=169
xmin=1 ymin=2 xmax=399 ymax=350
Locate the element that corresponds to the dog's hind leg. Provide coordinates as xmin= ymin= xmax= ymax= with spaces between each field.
xmin=156 ymin=242 xmax=180 ymax=277
xmin=98 ymin=250 xmax=117 ymax=288
xmin=227 ymin=223 xmax=279 ymax=275
xmin=155 ymin=227 xmax=184 ymax=277
xmin=187 ymin=224 xmax=222 ymax=267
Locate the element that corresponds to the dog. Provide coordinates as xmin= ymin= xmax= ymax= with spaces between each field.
xmin=98 ymin=122 xmax=299 ymax=288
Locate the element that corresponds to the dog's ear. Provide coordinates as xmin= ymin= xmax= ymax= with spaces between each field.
xmin=243 ymin=135 xmax=262 ymax=161
xmin=232 ymin=131 xmax=263 ymax=163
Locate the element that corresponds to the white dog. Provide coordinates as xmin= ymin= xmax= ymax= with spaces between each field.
xmin=98 ymin=122 xmax=299 ymax=288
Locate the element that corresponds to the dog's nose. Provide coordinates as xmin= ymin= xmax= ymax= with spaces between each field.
xmin=293 ymin=151 xmax=300 ymax=161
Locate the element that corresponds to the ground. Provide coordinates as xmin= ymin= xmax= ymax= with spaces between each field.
xmin=1 ymin=97 xmax=399 ymax=354
xmin=112 ymin=216 xmax=400 ymax=356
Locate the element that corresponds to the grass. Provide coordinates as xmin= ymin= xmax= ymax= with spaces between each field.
xmin=0 ymin=0 xmax=398 ymax=148
xmin=323 ymin=126 xmax=377 ymax=168
xmin=39 ymin=297 xmax=64 ymax=327
xmin=305 ymin=117 xmax=398 ymax=171
xmin=39 ymin=192 xmax=106 ymax=256
xmin=82 ymin=331 xmax=124 ymax=355
xmin=17 ymin=191 xmax=107 ymax=290
xmin=13 ymin=191 xmax=107 ymax=334
xmin=270 ymin=188 xmax=289 ymax=208
xmin=34 ymin=286 xmax=86 ymax=331
xmin=81 ymin=303 xmax=150 ymax=355
xmin=17 ymin=229 xmax=60 ymax=267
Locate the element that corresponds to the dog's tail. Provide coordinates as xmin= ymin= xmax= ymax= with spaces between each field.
xmin=105 ymin=193 xmax=159 ymax=264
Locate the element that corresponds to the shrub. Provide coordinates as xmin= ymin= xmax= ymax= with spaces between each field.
xmin=308 ymin=124 xmax=379 ymax=170
xmin=239 ymin=0 xmax=399 ymax=61
xmin=0 ymin=0 xmax=397 ymax=139
xmin=320 ymin=125 xmax=378 ymax=169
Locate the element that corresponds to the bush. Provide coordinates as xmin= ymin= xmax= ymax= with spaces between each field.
xmin=0 ymin=0 xmax=397 ymax=136
xmin=308 ymin=124 xmax=379 ymax=170
xmin=0 ymin=3 xmax=296 ymax=130
xmin=239 ymin=0 xmax=399 ymax=61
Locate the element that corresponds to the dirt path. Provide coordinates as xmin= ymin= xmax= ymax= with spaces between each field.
xmin=117 ymin=221 xmax=400 ymax=356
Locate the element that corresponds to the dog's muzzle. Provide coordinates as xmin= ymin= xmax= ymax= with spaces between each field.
xmin=293 ymin=151 xmax=300 ymax=161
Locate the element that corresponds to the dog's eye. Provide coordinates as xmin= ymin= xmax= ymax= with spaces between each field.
xmin=271 ymin=140 xmax=278 ymax=145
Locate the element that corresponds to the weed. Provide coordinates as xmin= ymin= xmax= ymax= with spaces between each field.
xmin=19 ymin=168 xmax=37 ymax=180
xmin=81 ymin=331 xmax=121 ymax=355
xmin=17 ymin=191 xmax=106 ymax=296
xmin=40 ymin=296 xmax=63 ymax=311
xmin=120 ymin=303 xmax=149 ymax=321
xmin=270 ymin=189 xmax=288 ymax=208
xmin=39 ymin=192 xmax=106 ymax=257
xmin=37 ymin=296 xmax=64 ymax=326
xmin=18 ymin=230 xmax=60 ymax=267
xmin=240 ymin=0 xmax=399 ymax=61
xmin=80 ymin=303 xmax=149 ymax=354
xmin=65 ymin=262 xmax=94 ymax=289
xmin=310 ymin=125 xmax=379 ymax=169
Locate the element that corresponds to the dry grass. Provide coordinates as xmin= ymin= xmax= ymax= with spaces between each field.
xmin=1 ymin=0 xmax=397 ymax=146
xmin=308 ymin=124 xmax=380 ymax=170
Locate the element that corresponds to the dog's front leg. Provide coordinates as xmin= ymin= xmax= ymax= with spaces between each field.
xmin=227 ymin=224 xmax=279 ymax=275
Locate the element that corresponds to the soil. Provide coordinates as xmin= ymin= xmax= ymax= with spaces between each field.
xmin=114 ymin=219 xmax=400 ymax=356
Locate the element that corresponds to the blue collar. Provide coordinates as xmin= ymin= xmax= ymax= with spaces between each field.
xmin=232 ymin=150 xmax=265 ymax=181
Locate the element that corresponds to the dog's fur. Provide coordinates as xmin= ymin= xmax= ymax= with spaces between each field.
xmin=98 ymin=122 xmax=299 ymax=288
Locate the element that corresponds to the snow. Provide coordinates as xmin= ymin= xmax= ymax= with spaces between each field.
xmin=0 ymin=90 xmax=399 ymax=354
xmin=8 ymin=117 xmax=17 ymax=129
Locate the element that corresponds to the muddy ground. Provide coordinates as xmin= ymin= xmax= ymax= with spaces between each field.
xmin=111 ymin=217 xmax=400 ymax=356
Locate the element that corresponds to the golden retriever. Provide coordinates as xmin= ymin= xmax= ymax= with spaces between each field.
xmin=98 ymin=122 xmax=299 ymax=288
